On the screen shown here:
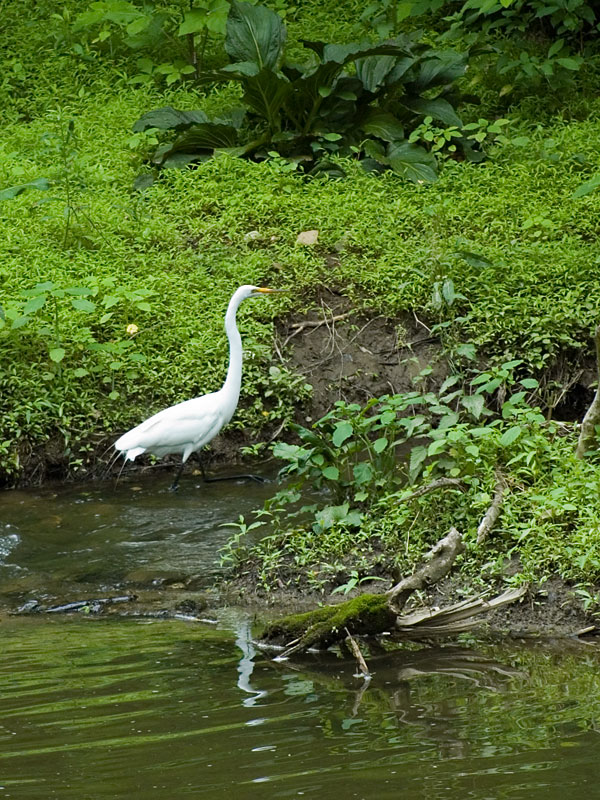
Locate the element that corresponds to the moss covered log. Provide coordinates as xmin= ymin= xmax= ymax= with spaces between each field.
xmin=261 ymin=593 xmax=397 ymax=652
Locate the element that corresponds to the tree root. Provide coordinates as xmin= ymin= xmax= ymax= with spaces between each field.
xmin=387 ymin=527 xmax=464 ymax=614
xmin=576 ymin=324 xmax=600 ymax=458
xmin=476 ymin=471 xmax=507 ymax=545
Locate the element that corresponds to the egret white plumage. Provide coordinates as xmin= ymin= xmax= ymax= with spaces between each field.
xmin=114 ymin=284 xmax=279 ymax=490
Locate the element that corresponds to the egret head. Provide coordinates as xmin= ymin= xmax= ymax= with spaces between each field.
xmin=234 ymin=285 xmax=284 ymax=300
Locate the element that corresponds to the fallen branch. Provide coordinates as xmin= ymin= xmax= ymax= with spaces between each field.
xmin=289 ymin=312 xmax=351 ymax=331
xmin=395 ymin=585 xmax=528 ymax=637
xmin=398 ymin=478 xmax=465 ymax=503
xmin=386 ymin=527 xmax=464 ymax=614
xmin=576 ymin=324 xmax=600 ymax=458
xmin=476 ymin=472 xmax=507 ymax=545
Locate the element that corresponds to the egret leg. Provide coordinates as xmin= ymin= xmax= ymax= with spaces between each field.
xmin=170 ymin=460 xmax=185 ymax=492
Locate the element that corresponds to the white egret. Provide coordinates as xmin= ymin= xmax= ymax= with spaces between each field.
xmin=114 ymin=284 xmax=280 ymax=490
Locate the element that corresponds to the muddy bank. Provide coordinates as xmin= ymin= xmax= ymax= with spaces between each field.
xmin=3 ymin=571 xmax=598 ymax=644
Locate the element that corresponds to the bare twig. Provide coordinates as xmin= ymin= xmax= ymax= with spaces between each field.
xmin=476 ymin=472 xmax=507 ymax=545
xmin=386 ymin=527 xmax=464 ymax=615
xmin=576 ymin=324 xmax=600 ymax=458
xmin=345 ymin=628 xmax=371 ymax=678
xmin=283 ymin=311 xmax=352 ymax=347
xmin=398 ymin=478 xmax=465 ymax=503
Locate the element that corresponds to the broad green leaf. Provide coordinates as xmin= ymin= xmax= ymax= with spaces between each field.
xmin=353 ymin=462 xmax=373 ymax=485
xmin=11 ymin=315 xmax=30 ymax=329
xmin=72 ymin=368 xmax=89 ymax=377
xmin=386 ymin=141 xmax=438 ymax=183
xmin=65 ymin=286 xmax=94 ymax=296
xmin=438 ymin=412 xmax=460 ymax=429
xmin=133 ymin=173 xmax=154 ymax=192
xmin=71 ymin=298 xmax=96 ymax=312
xmin=155 ymin=121 xmax=240 ymax=165
xmin=23 ymin=295 xmax=47 ymax=314
xmin=0 ymin=178 xmax=51 ymax=202
xmin=225 ymin=0 xmax=286 ymax=70
xmin=520 ymin=378 xmax=539 ymax=389
xmin=573 ymin=175 xmax=600 ymax=198
xmin=438 ymin=375 xmax=460 ymax=395
xmin=461 ymin=394 xmax=485 ymax=419
xmin=409 ymin=445 xmax=427 ymax=483
xmin=428 ymin=438 xmax=447 ymax=456
xmin=500 ymin=425 xmax=522 ymax=447
xmin=322 ymin=41 xmax=407 ymax=65
xmin=360 ymin=110 xmax=404 ymax=142
xmin=179 ymin=8 xmax=209 ymax=36
xmin=412 ymin=50 xmax=468 ymax=90
xmin=322 ymin=465 xmax=340 ymax=480
xmin=239 ymin=69 xmax=291 ymax=125
xmin=332 ymin=421 xmax=353 ymax=447
xmin=557 ymin=57 xmax=583 ymax=71
xmin=126 ymin=15 xmax=151 ymax=35
xmin=49 ymin=347 xmax=66 ymax=363
xmin=403 ymin=97 xmax=463 ymax=127
xmin=354 ymin=55 xmax=398 ymax=92
xmin=133 ymin=107 xmax=209 ymax=133
xmin=373 ymin=437 xmax=388 ymax=453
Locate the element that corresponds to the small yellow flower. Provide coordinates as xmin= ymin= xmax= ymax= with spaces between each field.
xmin=126 ymin=323 xmax=139 ymax=336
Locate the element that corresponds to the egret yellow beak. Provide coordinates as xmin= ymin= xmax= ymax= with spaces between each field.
xmin=254 ymin=287 xmax=285 ymax=294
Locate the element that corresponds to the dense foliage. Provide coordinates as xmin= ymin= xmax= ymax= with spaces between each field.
xmin=133 ymin=1 xmax=474 ymax=179
xmin=222 ymin=365 xmax=600 ymax=597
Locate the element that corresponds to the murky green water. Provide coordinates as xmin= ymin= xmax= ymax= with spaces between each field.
xmin=1 ymin=477 xmax=600 ymax=799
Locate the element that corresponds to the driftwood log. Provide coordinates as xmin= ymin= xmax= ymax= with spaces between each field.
xmin=259 ymin=526 xmax=527 ymax=656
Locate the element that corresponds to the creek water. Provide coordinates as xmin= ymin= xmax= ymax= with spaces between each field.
xmin=1 ymin=476 xmax=600 ymax=799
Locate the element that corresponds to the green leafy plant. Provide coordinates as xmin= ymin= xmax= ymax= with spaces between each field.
xmin=0 ymin=279 xmax=152 ymax=398
xmin=134 ymin=0 xmax=475 ymax=180
xmin=331 ymin=568 xmax=387 ymax=595
xmin=71 ymin=0 xmax=231 ymax=81
xmin=0 ymin=113 xmax=106 ymax=248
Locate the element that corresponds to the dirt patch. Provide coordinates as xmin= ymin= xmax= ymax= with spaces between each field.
xmin=275 ymin=288 xmax=444 ymax=421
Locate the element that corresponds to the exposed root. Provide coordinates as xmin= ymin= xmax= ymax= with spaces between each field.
xmin=258 ymin=526 xmax=529 ymax=655
xmin=476 ymin=472 xmax=507 ymax=545
xmin=576 ymin=324 xmax=600 ymax=458
xmin=386 ymin=527 xmax=464 ymax=615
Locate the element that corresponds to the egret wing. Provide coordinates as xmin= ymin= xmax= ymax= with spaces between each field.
xmin=116 ymin=394 xmax=224 ymax=454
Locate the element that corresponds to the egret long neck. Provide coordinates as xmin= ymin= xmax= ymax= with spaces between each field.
xmin=221 ymin=291 xmax=245 ymax=411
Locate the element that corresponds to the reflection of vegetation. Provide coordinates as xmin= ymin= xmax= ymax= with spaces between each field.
xmin=1 ymin=617 xmax=600 ymax=797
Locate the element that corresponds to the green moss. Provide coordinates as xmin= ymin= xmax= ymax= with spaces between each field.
xmin=261 ymin=593 xmax=396 ymax=649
